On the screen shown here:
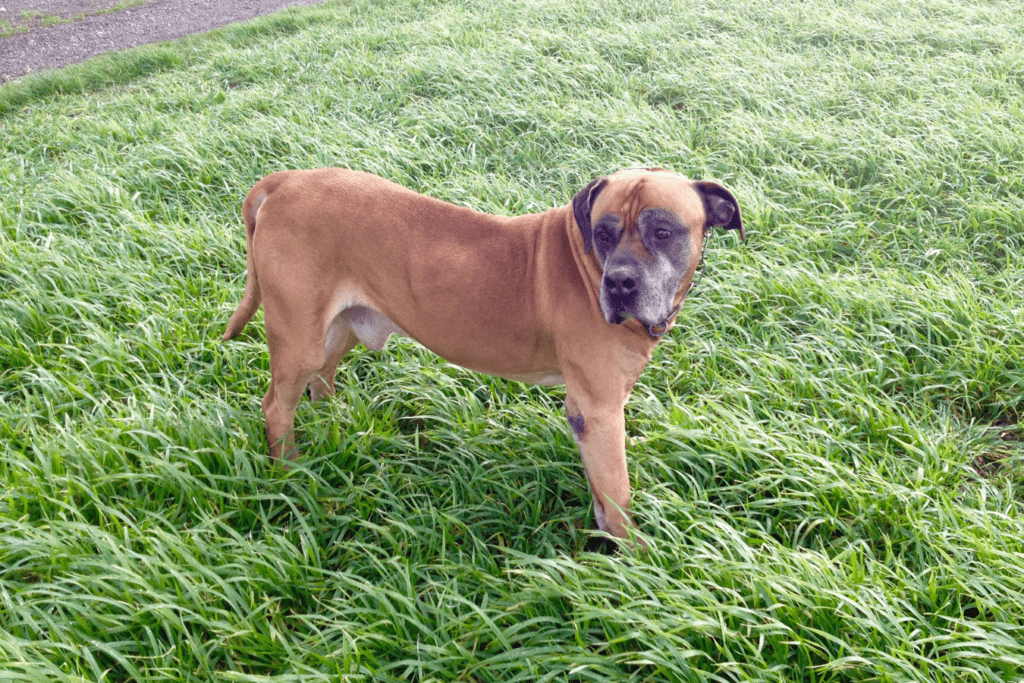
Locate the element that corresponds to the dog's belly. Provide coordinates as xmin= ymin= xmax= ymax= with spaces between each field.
xmin=340 ymin=305 xmax=406 ymax=351
xmin=327 ymin=294 xmax=564 ymax=387
xmin=496 ymin=369 xmax=565 ymax=386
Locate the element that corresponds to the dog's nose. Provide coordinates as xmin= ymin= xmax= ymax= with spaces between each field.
xmin=603 ymin=264 xmax=639 ymax=297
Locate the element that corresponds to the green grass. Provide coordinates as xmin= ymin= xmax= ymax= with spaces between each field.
xmin=2 ymin=0 xmax=1023 ymax=680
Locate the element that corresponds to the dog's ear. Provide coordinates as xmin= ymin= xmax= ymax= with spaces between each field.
xmin=572 ymin=177 xmax=608 ymax=254
xmin=694 ymin=181 xmax=745 ymax=241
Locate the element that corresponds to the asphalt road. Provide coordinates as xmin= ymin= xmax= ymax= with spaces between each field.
xmin=0 ymin=0 xmax=329 ymax=84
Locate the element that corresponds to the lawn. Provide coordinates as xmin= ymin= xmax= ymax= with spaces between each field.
xmin=1 ymin=0 xmax=1023 ymax=680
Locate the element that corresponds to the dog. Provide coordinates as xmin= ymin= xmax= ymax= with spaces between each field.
xmin=223 ymin=167 xmax=743 ymax=543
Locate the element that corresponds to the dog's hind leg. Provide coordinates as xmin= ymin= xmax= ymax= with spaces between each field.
xmin=309 ymin=316 xmax=358 ymax=401
xmin=261 ymin=313 xmax=327 ymax=460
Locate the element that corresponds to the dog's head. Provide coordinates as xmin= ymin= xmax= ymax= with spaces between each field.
xmin=573 ymin=168 xmax=743 ymax=331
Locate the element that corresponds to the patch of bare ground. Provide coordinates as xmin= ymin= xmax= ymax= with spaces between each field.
xmin=973 ymin=415 xmax=1020 ymax=479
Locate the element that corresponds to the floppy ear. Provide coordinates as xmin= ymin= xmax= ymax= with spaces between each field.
xmin=694 ymin=181 xmax=745 ymax=241
xmin=572 ymin=177 xmax=608 ymax=254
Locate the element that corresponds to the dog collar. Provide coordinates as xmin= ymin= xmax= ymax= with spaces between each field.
xmin=645 ymin=303 xmax=682 ymax=337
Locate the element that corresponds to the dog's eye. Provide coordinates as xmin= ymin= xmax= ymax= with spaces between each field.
xmin=595 ymin=232 xmax=612 ymax=244
xmin=654 ymin=229 xmax=672 ymax=240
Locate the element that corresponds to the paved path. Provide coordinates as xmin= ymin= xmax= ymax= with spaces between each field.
xmin=0 ymin=0 xmax=328 ymax=84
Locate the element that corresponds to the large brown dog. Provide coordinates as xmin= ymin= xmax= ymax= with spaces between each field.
xmin=223 ymin=167 xmax=743 ymax=542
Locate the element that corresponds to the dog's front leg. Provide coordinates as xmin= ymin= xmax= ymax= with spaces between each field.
xmin=564 ymin=386 xmax=643 ymax=548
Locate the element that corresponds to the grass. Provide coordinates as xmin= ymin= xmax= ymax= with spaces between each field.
xmin=1 ymin=0 xmax=1023 ymax=680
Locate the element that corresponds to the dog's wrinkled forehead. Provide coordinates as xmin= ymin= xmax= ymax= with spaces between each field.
xmin=590 ymin=169 xmax=705 ymax=230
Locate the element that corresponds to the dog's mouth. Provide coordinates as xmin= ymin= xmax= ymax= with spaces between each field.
xmin=600 ymin=279 xmax=676 ymax=331
xmin=607 ymin=309 xmax=652 ymax=327
xmin=602 ymin=292 xmax=642 ymax=326
xmin=606 ymin=306 xmax=677 ymax=336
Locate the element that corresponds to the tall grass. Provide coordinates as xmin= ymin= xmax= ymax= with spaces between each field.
xmin=1 ymin=0 xmax=1023 ymax=680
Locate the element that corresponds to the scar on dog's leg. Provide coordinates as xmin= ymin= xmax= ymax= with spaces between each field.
xmin=565 ymin=396 xmax=586 ymax=439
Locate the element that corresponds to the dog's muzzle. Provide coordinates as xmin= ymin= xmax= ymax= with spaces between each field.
xmin=602 ymin=261 xmax=641 ymax=323
xmin=600 ymin=258 xmax=675 ymax=334
xmin=600 ymin=253 xmax=687 ymax=336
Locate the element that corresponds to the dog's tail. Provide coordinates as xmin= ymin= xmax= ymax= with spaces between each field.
xmin=222 ymin=190 xmax=265 ymax=341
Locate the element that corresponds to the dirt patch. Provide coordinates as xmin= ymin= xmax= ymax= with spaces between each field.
xmin=0 ymin=0 xmax=328 ymax=84
xmin=972 ymin=416 xmax=1020 ymax=479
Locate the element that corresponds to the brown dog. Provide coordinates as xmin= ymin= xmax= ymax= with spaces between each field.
xmin=223 ymin=167 xmax=743 ymax=542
